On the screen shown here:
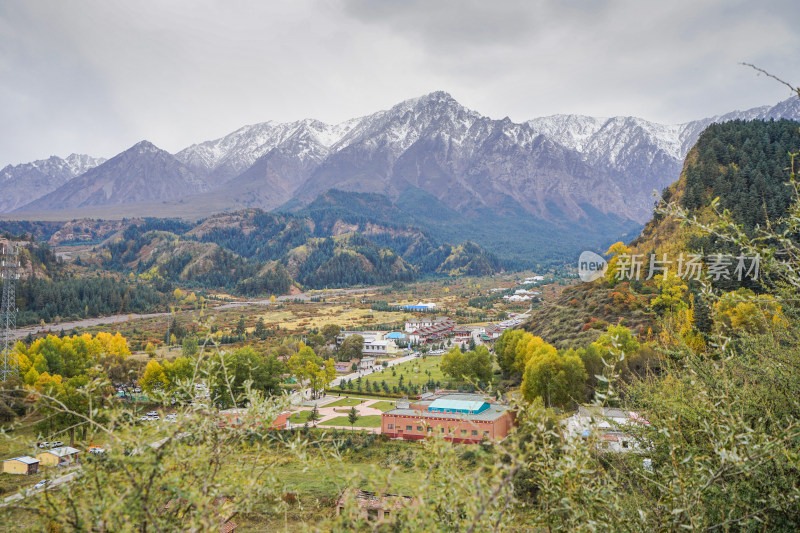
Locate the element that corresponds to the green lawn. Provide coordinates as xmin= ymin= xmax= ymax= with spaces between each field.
xmin=319 ymin=415 xmax=382 ymax=428
xmin=289 ymin=410 xmax=313 ymax=423
xmin=326 ymin=392 xmax=401 ymax=401
xmin=324 ymin=397 xmax=367 ymax=408
xmin=364 ymin=356 xmax=448 ymax=388
xmin=369 ymin=401 xmax=396 ymax=412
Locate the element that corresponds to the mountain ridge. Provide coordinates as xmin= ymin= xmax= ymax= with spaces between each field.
xmin=6 ymin=92 xmax=800 ymax=266
xmin=16 ymin=141 xmax=209 ymax=212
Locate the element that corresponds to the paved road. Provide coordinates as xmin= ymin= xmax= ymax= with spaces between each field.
xmin=10 ymin=286 xmax=379 ymax=340
xmin=1 ymin=469 xmax=78 ymax=506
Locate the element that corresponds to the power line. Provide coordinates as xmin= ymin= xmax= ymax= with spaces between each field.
xmin=1 ymin=244 xmax=20 ymax=381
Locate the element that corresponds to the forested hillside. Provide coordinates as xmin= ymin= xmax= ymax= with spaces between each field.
xmin=3 ymin=240 xmax=168 ymax=325
xmin=101 ymin=225 xmax=292 ymax=296
xmin=292 ymin=187 xmax=638 ymax=268
xmin=633 ymin=119 xmax=800 ymax=292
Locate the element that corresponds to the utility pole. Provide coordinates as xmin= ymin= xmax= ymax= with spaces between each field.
xmin=1 ymin=244 xmax=20 ymax=381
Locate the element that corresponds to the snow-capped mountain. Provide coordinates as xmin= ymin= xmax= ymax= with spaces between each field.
xmin=0 ymin=154 xmax=106 ymax=212
xmin=5 ymin=92 xmax=800 ymax=226
xmin=291 ymin=91 xmax=637 ymax=221
xmin=175 ymin=117 xmax=364 ymax=188
xmin=17 ymin=141 xmax=208 ymax=212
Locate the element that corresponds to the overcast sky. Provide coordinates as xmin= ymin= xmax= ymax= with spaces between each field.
xmin=1 ymin=0 xmax=799 ymax=166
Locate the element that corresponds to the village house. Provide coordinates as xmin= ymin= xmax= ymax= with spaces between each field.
xmin=381 ymin=392 xmax=514 ymax=443
xmin=336 ymin=488 xmax=413 ymax=522
xmin=563 ymin=406 xmax=650 ymax=453
xmin=2 ymin=456 xmax=40 ymax=475
xmin=36 ymin=446 xmax=80 ymax=467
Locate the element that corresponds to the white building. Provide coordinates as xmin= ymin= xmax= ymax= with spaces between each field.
xmin=359 ymin=356 xmax=377 ymax=369
xmin=405 ymin=317 xmax=434 ymax=333
xmin=338 ymin=331 xmax=399 ymax=357
xmin=563 ymin=406 xmax=650 ymax=453
xmin=362 ymin=340 xmax=396 ymax=356
xmin=514 ymin=289 xmax=540 ymax=296
xmin=522 ymin=275 xmax=544 ymax=283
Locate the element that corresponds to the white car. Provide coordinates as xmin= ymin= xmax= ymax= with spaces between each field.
xmin=33 ymin=480 xmax=49 ymax=490
xmin=146 ymin=411 xmax=158 ymax=417
xmin=165 ymin=414 xmax=178 ymax=421
xmin=139 ymin=416 xmax=149 ymax=422
xmin=88 ymin=447 xmax=105 ymax=455
xmin=50 ymin=441 xmax=64 ymax=448
xmin=38 ymin=442 xmax=50 ymax=449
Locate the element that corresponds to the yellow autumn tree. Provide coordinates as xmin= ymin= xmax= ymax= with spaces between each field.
xmin=651 ymin=272 xmax=689 ymax=315
xmin=513 ymin=333 xmax=558 ymax=374
xmin=604 ymin=241 xmax=632 ymax=283
xmin=140 ymin=359 xmax=168 ymax=393
xmin=95 ymin=332 xmax=131 ymax=357
xmin=33 ymin=372 xmax=63 ymax=394
xmin=714 ymin=289 xmax=786 ymax=335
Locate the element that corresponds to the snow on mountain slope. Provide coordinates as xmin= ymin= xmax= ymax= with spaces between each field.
xmin=5 ymin=92 xmax=799 ymax=224
xmin=16 ymin=141 xmax=208 ymax=212
xmin=0 ymin=154 xmax=106 ymax=212
xmin=174 ymin=116 xmax=365 ymax=187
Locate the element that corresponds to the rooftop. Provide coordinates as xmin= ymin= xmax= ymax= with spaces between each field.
xmin=386 ymin=394 xmax=507 ymax=422
xmin=386 ymin=404 xmax=508 ymax=422
xmin=337 ymin=487 xmax=413 ymax=511
xmin=42 ymin=446 xmax=80 ymax=457
xmin=428 ymin=398 xmax=489 ymax=415
xmin=4 ymin=456 xmax=39 ymax=464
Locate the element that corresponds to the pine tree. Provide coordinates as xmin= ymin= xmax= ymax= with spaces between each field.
xmin=347 ymin=406 xmax=359 ymax=428
xmin=308 ymin=405 xmax=320 ymax=426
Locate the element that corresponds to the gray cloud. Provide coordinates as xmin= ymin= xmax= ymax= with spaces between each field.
xmin=1 ymin=0 xmax=798 ymax=166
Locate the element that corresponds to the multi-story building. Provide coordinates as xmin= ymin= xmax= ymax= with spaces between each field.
xmin=406 ymin=317 xmax=456 ymax=344
xmin=381 ymin=392 xmax=514 ymax=443
xmin=404 ymin=317 xmax=434 ymax=333
xmin=337 ymin=331 xmax=400 ymax=356
xmin=453 ymin=325 xmax=473 ymax=345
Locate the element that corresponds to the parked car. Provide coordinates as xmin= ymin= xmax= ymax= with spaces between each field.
xmin=50 ymin=441 xmax=64 ymax=448
xmin=165 ymin=414 xmax=178 ymax=421
xmin=38 ymin=442 xmax=50 ymax=449
xmin=139 ymin=416 xmax=149 ymax=422
xmin=33 ymin=480 xmax=49 ymax=490
xmin=88 ymin=447 xmax=105 ymax=455
xmin=146 ymin=411 xmax=158 ymax=417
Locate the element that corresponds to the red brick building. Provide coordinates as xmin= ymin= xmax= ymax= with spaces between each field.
xmin=381 ymin=393 xmax=514 ymax=443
